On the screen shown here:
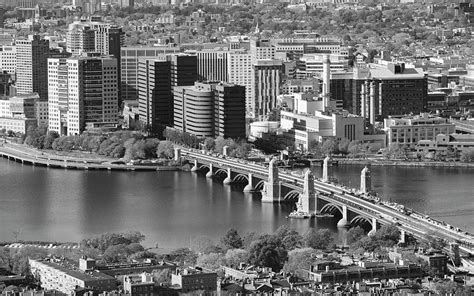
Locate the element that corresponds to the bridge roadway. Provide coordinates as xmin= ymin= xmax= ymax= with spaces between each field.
xmin=182 ymin=149 xmax=474 ymax=255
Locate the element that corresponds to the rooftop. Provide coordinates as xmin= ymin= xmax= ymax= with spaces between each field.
xmin=31 ymin=259 xmax=114 ymax=282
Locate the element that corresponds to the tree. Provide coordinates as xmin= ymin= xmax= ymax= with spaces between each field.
xmin=220 ymin=228 xmax=243 ymax=250
xmin=420 ymin=232 xmax=446 ymax=251
xmin=203 ymin=137 xmax=215 ymax=151
xmin=247 ymin=235 xmax=288 ymax=271
xmin=348 ymin=140 xmax=363 ymax=157
xmin=321 ymin=139 xmax=338 ymax=156
xmin=303 ymin=229 xmax=334 ymax=250
xmin=168 ymin=248 xmax=197 ymax=266
xmin=156 ymin=141 xmax=174 ymax=159
xmin=346 ymin=226 xmax=366 ymax=246
xmin=196 ymin=253 xmax=224 ymax=271
xmin=274 ymin=226 xmax=302 ymax=251
xmin=373 ymin=224 xmax=400 ymax=248
xmin=191 ymin=236 xmax=218 ymax=254
xmin=384 ymin=144 xmax=407 ymax=160
xmin=224 ymin=249 xmax=248 ymax=268
xmin=460 ymin=148 xmax=474 ymax=162
xmin=43 ymin=131 xmax=59 ymax=149
xmin=283 ymin=248 xmax=320 ymax=274
xmin=338 ymin=138 xmax=351 ymax=155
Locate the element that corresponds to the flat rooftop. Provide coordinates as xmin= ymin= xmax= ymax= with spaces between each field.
xmin=31 ymin=259 xmax=114 ymax=282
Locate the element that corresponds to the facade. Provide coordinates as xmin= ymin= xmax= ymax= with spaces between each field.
xmin=360 ymin=63 xmax=427 ymax=123
xmin=138 ymin=54 xmax=196 ymax=134
xmin=0 ymin=94 xmax=39 ymax=134
xmin=0 ymin=45 xmax=17 ymax=75
xmin=227 ymin=50 xmax=252 ymax=112
xmin=281 ymin=79 xmax=319 ymax=95
xmin=66 ymin=22 xmax=96 ymax=55
xmin=171 ymin=267 xmax=217 ymax=293
xmin=250 ymin=39 xmax=275 ymax=62
xmin=123 ymin=273 xmax=154 ymax=296
xmin=48 ymin=55 xmax=119 ymax=135
xmin=138 ymin=58 xmax=172 ymax=133
xmin=384 ymin=113 xmax=455 ymax=147
xmin=173 ymin=82 xmax=245 ymax=138
xmin=252 ymin=59 xmax=282 ymax=119
xmin=29 ymin=258 xmax=116 ymax=295
xmin=15 ymin=35 xmax=49 ymax=100
xmin=121 ymin=46 xmax=180 ymax=101
xmin=297 ymin=54 xmax=349 ymax=79
xmin=417 ymin=134 xmax=474 ymax=156
xmin=196 ymin=49 xmax=229 ymax=82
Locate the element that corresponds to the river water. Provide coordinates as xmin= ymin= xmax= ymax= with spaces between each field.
xmin=0 ymin=158 xmax=472 ymax=249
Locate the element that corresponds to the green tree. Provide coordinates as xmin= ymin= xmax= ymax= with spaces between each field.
xmin=338 ymin=138 xmax=351 ymax=155
xmin=460 ymin=148 xmax=474 ymax=162
xmin=346 ymin=226 xmax=366 ymax=245
xmin=196 ymin=253 xmax=224 ymax=271
xmin=373 ymin=224 xmax=400 ymax=248
xmin=156 ymin=141 xmax=174 ymax=159
xmin=203 ymin=137 xmax=215 ymax=151
xmin=303 ymin=229 xmax=335 ymax=250
xmin=274 ymin=226 xmax=302 ymax=251
xmin=224 ymin=249 xmax=248 ymax=268
xmin=321 ymin=139 xmax=338 ymax=156
xmin=43 ymin=131 xmax=59 ymax=149
xmin=220 ymin=228 xmax=243 ymax=250
xmin=283 ymin=247 xmax=320 ymax=274
xmin=247 ymin=235 xmax=287 ymax=272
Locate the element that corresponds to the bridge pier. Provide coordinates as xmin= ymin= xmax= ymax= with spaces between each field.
xmin=223 ymin=168 xmax=232 ymax=185
xmin=190 ymin=160 xmax=199 ymax=172
xmin=261 ymin=159 xmax=281 ymax=203
xmin=298 ymin=169 xmax=315 ymax=213
xmin=399 ymin=229 xmax=406 ymax=244
xmin=360 ymin=166 xmax=371 ymax=194
xmin=206 ymin=163 xmax=213 ymax=178
xmin=322 ymin=156 xmax=329 ymax=182
xmin=223 ymin=146 xmax=228 ymax=157
xmin=337 ymin=205 xmax=350 ymax=228
xmin=174 ymin=148 xmax=181 ymax=161
xmin=243 ymin=173 xmax=255 ymax=192
xmin=368 ymin=217 xmax=377 ymax=236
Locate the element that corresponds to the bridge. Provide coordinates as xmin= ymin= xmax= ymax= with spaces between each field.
xmin=449 ymin=119 xmax=474 ymax=134
xmin=177 ymin=148 xmax=474 ymax=255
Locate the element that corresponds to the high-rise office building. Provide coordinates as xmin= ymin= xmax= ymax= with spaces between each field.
xmin=196 ymin=49 xmax=229 ymax=82
xmin=16 ymin=35 xmax=49 ymax=100
xmin=252 ymin=59 xmax=282 ymax=119
xmin=48 ymin=55 xmax=119 ymax=135
xmin=138 ymin=54 xmax=197 ymax=134
xmin=138 ymin=58 xmax=171 ymax=133
xmin=174 ymin=82 xmax=245 ymax=138
xmin=66 ymin=22 xmax=95 ymax=55
xmin=359 ymin=63 xmax=427 ymax=124
xmin=0 ymin=45 xmax=16 ymax=75
xmin=121 ymin=46 xmax=180 ymax=101
xmin=227 ymin=51 xmax=252 ymax=112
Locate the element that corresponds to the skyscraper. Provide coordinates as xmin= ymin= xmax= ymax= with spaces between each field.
xmin=16 ymin=35 xmax=49 ymax=100
xmin=66 ymin=23 xmax=95 ymax=55
xmin=196 ymin=49 xmax=229 ymax=82
xmin=227 ymin=51 xmax=252 ymax=112
xmin=48 ymin=55 xmax=119 ymax=135
xmin=138 ymin=58 xmax=171 ymax=133
xmin=173 ymin=81 xmax=245 ymax=138
xmin=137 ymin=54 xmax=197 ymax=134
xmin=252 ymin=59 xmax=282 ymax=120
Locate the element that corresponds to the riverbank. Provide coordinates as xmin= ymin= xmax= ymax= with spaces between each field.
xmin=337 ymin=158 xmax=474 ymax=168
xmin=0 ymin=143 xmax=183 ymax=171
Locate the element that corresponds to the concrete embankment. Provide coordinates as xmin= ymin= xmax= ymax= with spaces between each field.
xmin=338 ymin=159 xmax=474 ymax=168
xmin=0 ymin=145 xmax=182 ymax=172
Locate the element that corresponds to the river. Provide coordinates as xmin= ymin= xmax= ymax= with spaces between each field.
xmin=0 ymin=158 xmax=472 ymax=249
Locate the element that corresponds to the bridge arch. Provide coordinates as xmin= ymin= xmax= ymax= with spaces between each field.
xmin=320 ymin=203 xmax=343 ymax=215
xmin=350 ymin=215 xmax=373 ymax=228
xmin=232 ymin=174 xmax=248 ymax=183
xmin=282 ymin=189 xmax=301 ymax=201
xmin=214 ymin=168 xmax=227 ymax=176
xmin=255 ymin=180 xmax=265 ymax=191
xmin=198 ymin=164 xmax=210 ymax=171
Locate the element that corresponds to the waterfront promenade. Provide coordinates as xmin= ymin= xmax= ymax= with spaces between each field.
xmin=0 ymin=143 xmax=179 ymax=171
